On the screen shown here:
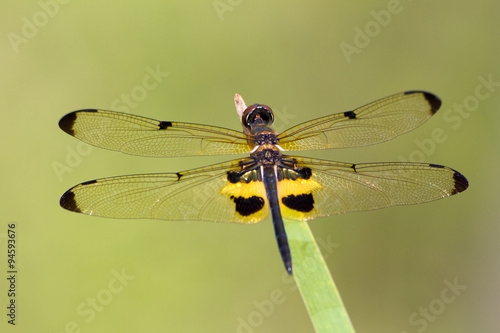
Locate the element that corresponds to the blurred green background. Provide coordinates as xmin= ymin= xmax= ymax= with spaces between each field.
xmin=1 ymin=1 xmax=499 ymax=332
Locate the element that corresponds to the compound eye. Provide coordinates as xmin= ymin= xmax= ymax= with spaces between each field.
xmin=242 ymin=104 xmax=274 ymax=129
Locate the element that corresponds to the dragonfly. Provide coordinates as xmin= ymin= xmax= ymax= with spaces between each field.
xmin=59 ymin=91 xmax=468 ymax=274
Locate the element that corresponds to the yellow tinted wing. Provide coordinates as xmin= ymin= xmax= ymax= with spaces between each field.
xmin=279 ymin=91 xmax=441 ymax=151
xmin=59 ymin=109 xmax=250 ymax=157
xmin=60 ymin=158 xmax=268 ymax=223
xmin=279 ymin=157 xmax=468 ymax=220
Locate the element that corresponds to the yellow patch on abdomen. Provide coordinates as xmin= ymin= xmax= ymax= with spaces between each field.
xmin=220 ymin=180 xmax=268 ymax=223
xmin=278 ymin=178 xmax=322 ymax=221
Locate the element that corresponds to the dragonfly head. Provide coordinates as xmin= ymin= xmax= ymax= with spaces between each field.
xmin=242 ymin=104 xmax=274 ymax=133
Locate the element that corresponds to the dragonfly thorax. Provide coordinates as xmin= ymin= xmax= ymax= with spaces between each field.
xmin=254 ymin=132 xmax=279 ymax=146
xmin=251 ymin=145 xmax=282 ymax=165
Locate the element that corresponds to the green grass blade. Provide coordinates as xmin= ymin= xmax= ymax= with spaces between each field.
xmin=286 ymin=219 xmax=355 ymax=333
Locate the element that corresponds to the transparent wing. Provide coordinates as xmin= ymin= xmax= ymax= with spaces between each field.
xmin=278 ymin=91 xmax=441 ymax=151
xmin=279 ymin=156 xmax=468 ymax=220
xmin=60 ymin=158 xmax=268 ymax=223
xmin=59 ymin=109 xmax=251 ymax=157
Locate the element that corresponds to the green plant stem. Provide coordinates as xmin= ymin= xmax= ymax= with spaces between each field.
xmin=286 ymin=219 xmax=355 ymax=333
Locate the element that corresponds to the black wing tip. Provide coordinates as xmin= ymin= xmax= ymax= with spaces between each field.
xmin=59 ymin=112 xmax=78 ymax=135
xmin=60 ymin=189 xmax=81 ymax=213
xmin=59 ymin=109 xmax=97 ymax=136
xmin=452 ymin=171 xmax=469 ymax=195
xmin=429 ymin=165 xmax=469 ymax=196
xmin=404 ymin=90 xmax=442 ymax=115
xmin=423 ymin=93 xmax=442 ymax=115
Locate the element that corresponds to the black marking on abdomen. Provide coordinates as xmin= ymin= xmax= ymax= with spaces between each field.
xmin=344 ymin=111 xmax=356 ymax=119
xmin=60 ymin=190 xmax=81 ymax=212
xmin=231 ymin=196 xmax=265 ymax=216
xmin=159 ymin=121 xmax=172 ymax=129
xmin=282 ymin=193 xmax=315 ymax=212
xmin=451 ymin=171 xmax=469 ymax=195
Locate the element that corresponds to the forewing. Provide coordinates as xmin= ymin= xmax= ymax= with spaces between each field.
xmin=279 ymin=157 xmax=468 ymax=220
xmin=60 ymin=158 xmax=269 ymax=223
xmin=59 ymin=109 xmax=251 ymax=157
xmin=279 ymin=91 xmax=441 ymax=151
